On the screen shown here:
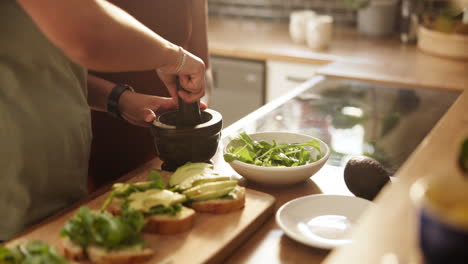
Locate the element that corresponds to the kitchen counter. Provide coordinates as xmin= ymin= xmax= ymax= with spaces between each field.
xmin=210 ymin=18 xmax=468 ymax=264
xmin=208 ymin=18 xmax=468 ymax=91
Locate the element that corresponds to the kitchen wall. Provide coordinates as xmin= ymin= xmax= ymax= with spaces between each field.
xmin=208 ymin=0 xmax=356 ymax=25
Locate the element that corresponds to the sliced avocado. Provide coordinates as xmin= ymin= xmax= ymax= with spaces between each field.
xmin=128 ymin=189 xmax=186 ymax=212
xmin=111 ymin=181 xmax=154 ymax=197
xmin=223 ymin=186 xmax=241 ymax=200
xmin=188 ymin=187 xmax=236 ymax=201
xmin=191 ymin=176 xmax=232 ymax=187
xmin=178 ymin=175 xmax=232 ymax=191
xmin=112 ymin=183 xmax=132 ymax=196
xmin=133 ymin=181 xmax=154 ymax=188
xmin=182 ymin=180 xmax=238 ymax=200
xmin=169 ymin=162 xmax=213 ymax=187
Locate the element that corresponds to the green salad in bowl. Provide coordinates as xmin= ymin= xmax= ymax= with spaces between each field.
xmin=223 ymin=132 xmax=329 ymax=185
xmin=224 ymin=132 xmax=323 ymax=167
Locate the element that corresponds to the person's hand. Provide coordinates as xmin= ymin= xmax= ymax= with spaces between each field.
xmin=157 ymin=48 xmax=206 ymax=104
xmin=118 ymin=90 xmax=207 ymax=127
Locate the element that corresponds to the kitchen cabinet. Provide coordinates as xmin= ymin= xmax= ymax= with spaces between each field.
xmin=266 ymin=60 xmax=322 ymax=102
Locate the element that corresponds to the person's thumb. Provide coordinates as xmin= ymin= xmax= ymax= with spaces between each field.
xmin=200 ymin=101 xmax=208 ymax=110
xmin=144 ymin=108 xmax=157 ymax=123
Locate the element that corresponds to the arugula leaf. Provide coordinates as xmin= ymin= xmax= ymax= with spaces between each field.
xmin=148 ymin=169 xmax=165 ymax=189
xmin=61 ymin=207 xmax=146 ymax=250
xmin=223 ymin=153 xmax=238 ymax=163
xmin=224 ymin=133 xmax=323 ymax=167
xmin=0 ymin=247 xmax=15 ymax=264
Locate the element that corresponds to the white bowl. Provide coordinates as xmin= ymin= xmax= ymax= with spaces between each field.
xmin=224 ymin=132 xmax=330 ymax=185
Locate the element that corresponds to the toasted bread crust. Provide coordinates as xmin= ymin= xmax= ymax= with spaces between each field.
xmin=190 ymin=186 xmax=246 ymax=214
xmin=87 ymin=245 xmax=153 ymax=264
xmin=61 ymin=237 xmax=85 ymax=261
xmin=143 ymin=207 xmax=196 ymax=234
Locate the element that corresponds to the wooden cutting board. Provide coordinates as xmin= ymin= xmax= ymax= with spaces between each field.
xmin=7 ymin=167 xmax=276 ymax=264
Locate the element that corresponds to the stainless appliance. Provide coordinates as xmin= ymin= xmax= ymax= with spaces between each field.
xmin=209 ymin=56 xmax=264 ymax=127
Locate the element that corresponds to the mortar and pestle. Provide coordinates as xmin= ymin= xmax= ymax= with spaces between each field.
xmin=151 ymin=77 xmax=223 ymax=171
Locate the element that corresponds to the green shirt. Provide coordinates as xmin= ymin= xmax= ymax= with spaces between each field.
xmin=0 ymin=1 xmax=90 ymax=239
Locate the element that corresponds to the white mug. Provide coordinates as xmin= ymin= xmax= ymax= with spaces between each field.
xmin=306 ymin=15 xmax=333 ymax=50
xmin=289 ymin=10 xmax=316 ymax=44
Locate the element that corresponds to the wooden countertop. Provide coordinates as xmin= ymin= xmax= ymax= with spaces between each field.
xmin=208 ymin=18 xmax=468 ymax=91
xmin=208 ymin=18 xmax=401 ymax=64
xmin=208 ymin=18 xmax=468 ymax=263
xmin=323 ymin=84 xmax=468 ymax=264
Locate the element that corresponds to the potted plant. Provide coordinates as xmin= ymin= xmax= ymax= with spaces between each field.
xmin=345 ymin=0 xmax=399 ymax=37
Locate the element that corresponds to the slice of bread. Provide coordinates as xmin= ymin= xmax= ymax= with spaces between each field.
xmin=107 ymin=199 xmax=195 ymax=235
xmin=143 ymin=206 xmax=195 ymax=235
xmin=61 ymin=237 xmax=85 ymax=261
xmin=189 ymin=186 xmax=246 ymax=214
xmin=87 ymin=245 xmax=153 ymax=264
xmin=62 ymin=238 xmax=153 ymax=264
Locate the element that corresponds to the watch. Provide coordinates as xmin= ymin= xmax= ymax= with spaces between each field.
xmin=107 ymin=83 xmax=135 ymax=119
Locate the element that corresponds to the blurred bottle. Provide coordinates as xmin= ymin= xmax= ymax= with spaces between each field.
xmin=400 ymin=0 xmax=422 ymax=44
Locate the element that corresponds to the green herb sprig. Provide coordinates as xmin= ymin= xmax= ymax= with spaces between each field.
xmin=60 ymin=207 xmax=146 ymax=251
xmin=0 ymin=240 xmax=70 ymax=264
xmin=224 ymin=132 xmax=323 ymax=167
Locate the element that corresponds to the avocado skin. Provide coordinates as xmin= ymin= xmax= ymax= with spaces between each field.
xmin=344 ymin=156 xmax=390 ymax=200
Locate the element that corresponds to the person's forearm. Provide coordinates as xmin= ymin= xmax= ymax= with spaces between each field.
xmin=87 ymin=74 xmax=116 ymax=112
xmin=17 ymin=0 xmax=180 ymax=72
xmin=188 ymin=0 xmax=210 ymax=68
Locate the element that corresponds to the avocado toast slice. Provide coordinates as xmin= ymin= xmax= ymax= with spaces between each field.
xmin=170 ymin=163 xmax=246 ymax=214
xmin=60 ymin=207 xmax=153 ymax=264
xmin=1 ymin=240 xmax=73 ymax=264
xmin=103 ymin=169 xmax=195 ymax=235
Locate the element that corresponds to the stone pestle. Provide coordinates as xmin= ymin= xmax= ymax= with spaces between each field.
xmin=176 ymin=77 xmax=202 ymax=127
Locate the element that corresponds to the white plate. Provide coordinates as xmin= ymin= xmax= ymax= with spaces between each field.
xmin=276 ymin=194 xmax=372 ymax=249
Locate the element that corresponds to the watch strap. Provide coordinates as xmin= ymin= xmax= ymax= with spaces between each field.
xmin=107 ymin=83 xmax=134 ymax=119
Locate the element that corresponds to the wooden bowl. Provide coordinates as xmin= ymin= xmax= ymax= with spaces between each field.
xmin=417 ymin=26 xmax=468 ymax=60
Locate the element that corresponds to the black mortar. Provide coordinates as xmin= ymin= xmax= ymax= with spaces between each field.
xmin=151 ymin=78 xmax=223 ymax=171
